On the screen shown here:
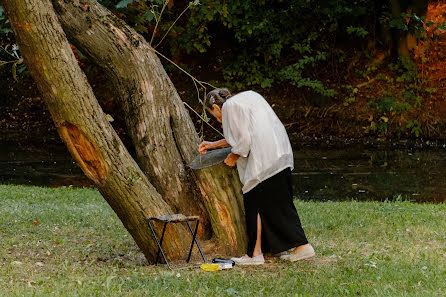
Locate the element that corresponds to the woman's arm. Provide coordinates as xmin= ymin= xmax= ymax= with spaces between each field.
xmin=221 ymin=101 xmax=251 ymax=158
xmin=198 ymin=139 xmax=230 ymax=154
xmin=212 ymin=139 xmax=231 ymax=148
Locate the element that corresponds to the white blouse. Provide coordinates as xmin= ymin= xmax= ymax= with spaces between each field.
xmin=222 ymin=90 xmax=294 ymax=194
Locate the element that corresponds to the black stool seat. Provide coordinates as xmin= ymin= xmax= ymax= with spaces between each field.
xmin=147 ymin=213 xmax=207 ymax=270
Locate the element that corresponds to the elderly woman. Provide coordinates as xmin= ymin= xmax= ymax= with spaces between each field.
xmin=198 ymin=88 xmax=315 ymax=265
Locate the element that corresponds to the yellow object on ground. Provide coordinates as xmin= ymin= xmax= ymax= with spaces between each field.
xmin=200 ymin=263 xmax=222 ymax=272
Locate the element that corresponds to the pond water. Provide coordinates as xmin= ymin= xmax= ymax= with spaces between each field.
xmin=0 ymin=139 xmax=89 ymax=188
xmin=1 ymin=139 xmax=445 ymax=203
xmin=292 ymin=148 xmax=446 ymax=203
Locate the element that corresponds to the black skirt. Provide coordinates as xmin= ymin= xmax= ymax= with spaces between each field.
xmin=243 ymin=167 xmax=308 ymax=257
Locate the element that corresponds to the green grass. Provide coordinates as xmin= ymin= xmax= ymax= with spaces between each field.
xmin=0 ymin=185 xmax=445 ymax=296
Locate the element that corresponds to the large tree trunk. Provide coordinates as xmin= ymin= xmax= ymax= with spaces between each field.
xmin=51 ymin=0 xmax=208 ymax=233
xmin=51 ymin=0 xmax=247 ymax=253
xmin=1 ymin=0 xmax=190 ymax=262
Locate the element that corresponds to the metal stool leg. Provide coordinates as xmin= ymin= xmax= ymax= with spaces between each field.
xmin=155 ymin=222 xmax=169 ymax=264
xmin=185 ymin=220 xmax=207 ymax=263
xmin=147 ymin=219 xmax=172 ymax=270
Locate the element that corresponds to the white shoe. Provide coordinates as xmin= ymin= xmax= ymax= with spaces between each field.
xmin=230 ymin=254 xmax=265 ymax=265
xmin=280 ymin=244 xmax=315 ymax=262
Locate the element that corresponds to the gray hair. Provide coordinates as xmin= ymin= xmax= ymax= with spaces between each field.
xmin=205 ymin=88 xmax=232 ymax=110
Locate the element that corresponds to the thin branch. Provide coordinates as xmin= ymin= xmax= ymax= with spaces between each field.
xmin=152 ymin=48 xmax=217 ymax=89
xmin=356 ymin=78 xmax=376 ymax=88
xmin=150 ymin=0 xmax=169 ymax=46
xmin=151 ymin=46 xmax=222 ymax=138
xmin=0 ymin=45 xmax=17 ymax=58
xmin=192 ymin=79 xmax=205 ymax=138
xmin=183 ymin=101 xmax=224 ymax=137
xmin=150 ymin=4 xmax=159 ymax=23
xmin=154 ymin=5 xmax=190 ymax=49
xmin=152 ymin=48 xmax=216 ymax=89
xmin=0 ymin=60 xmax=16 ymax=66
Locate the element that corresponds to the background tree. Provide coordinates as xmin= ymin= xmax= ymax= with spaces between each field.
xmin=389 ymin=0 xmax=429 ymax=56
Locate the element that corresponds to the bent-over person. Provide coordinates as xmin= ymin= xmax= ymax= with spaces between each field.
xmin=198 ymin=88 xmax=315 ymax=265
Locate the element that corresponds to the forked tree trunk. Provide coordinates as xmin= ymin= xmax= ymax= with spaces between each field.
xmin=1 ymin=0 xmax=190 ymax=261
xmin=51 ymin=0 xmax=209 ymax=233
xmin=51 ymin=0 xmax=247 ymax=252
xmin=3 ymin=0 xmax=247 ymax=259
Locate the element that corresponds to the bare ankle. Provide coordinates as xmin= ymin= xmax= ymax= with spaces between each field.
xmin=292 ymin=243 xmax=311 ymax=254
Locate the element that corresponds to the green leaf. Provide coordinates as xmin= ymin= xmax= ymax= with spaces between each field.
xmin=346 ymin=26 xmax=368 ymax=38
xmin=142 ymin=11 xmax=154 ymax=22
xmin=189 ymin=0 xmax=200 ymax=6
xmin=425 ymin=20 xmax=435 ymax=28
xmin=389 ymin=18 xmax=408 ymax=31
xmin=17 ymin=64 xmax=26 ymax=74
xmin=0 ymin=27 xmax=12 ymax=34
xmin=435 ymin=22 xmax=446 ymax=31
xmin=116 ymin=0 xmax=135 ymax=9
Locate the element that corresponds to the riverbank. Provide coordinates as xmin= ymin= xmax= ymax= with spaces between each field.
xmin=1 ymin=185 xmax=445 ymax=296
xmin=3 ymin=90 xmax=446 ymax=151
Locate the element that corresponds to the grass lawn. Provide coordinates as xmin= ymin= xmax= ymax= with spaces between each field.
xmin=0 ymin=185 xmax=445 ymax=296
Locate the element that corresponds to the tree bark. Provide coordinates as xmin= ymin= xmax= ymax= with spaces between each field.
xmin=1 ymin=0 xmax=190 ymax=261
xmin=51 ymin=0 xmax=208 ymax=232
xmin=51 ymin=0 xmax=247 ymax=253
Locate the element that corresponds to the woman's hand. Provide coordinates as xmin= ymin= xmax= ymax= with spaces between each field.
xmin=198 ymin=139 xmax=230 ymax=154
xmin=198 ymin=141 xmax=214 ymax=154
xmin=224 ymin=153 xmax=240 ymax=167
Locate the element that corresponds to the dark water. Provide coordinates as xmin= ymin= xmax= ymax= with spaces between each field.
xmin=292 ymin=149 xmax=446 ymax=203
xmin=1 ymin=139 xmax=445 ymax=202
xmin=0 ymin=139 xmax=89 ymax=187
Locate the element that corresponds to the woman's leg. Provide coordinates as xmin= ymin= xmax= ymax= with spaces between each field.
xmin=243 ymin=188 xmax=262 ymax=258
xmin=231 ymin=211 xmax=265 ymax=265
xmin=252 ymin=214 xmax=262 ymax=257
xmin=252 ymin=209 xmax=312 ymax=259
